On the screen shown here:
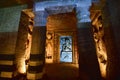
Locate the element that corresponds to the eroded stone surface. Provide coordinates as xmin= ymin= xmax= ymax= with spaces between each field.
xmin=13 ymin=9 xmax=34 ymax=79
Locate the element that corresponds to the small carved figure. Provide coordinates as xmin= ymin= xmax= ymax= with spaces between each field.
xmin=46 ymin=33 xmax=53 ymax=59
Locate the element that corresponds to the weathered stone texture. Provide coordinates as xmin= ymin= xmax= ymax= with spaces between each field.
xmin=102 ymin=0 xmax=120 ymax=80
xmin=0 ymin=5 xmax=27 ymax=54
xmin=0 ymin=5 xmax=27 ymax=32
xmin=89 ymin=8 xmax=108 ymax=78
xmin=47 ymin=11 xmax=77 ymax=31
xmin=13 ymin=9 xmax=34 ymax=79
xmin=28 ymin=27 xmax=46 ymax=79
xmin=31 ymin=27 xmax=46 ymax=54
xmin=0 ymin=5 xmax=27 ymax=80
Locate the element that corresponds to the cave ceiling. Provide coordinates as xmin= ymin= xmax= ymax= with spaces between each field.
xmin=0 ymin=0 xmax=101 ymax=25
xmin=0 ymin=0 xmax=33 ymax=8
xmin=0 ymin=0 xmax=99 ymax=8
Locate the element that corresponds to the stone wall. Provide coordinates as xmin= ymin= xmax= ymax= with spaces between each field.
xmin=103 ymin=0 xmax=120 ymax=80
xmin=0 ymin=5 xmax=27 ymax=79
xmin=77 ymin=23 xmax=101 ymax=80
xmin=47 ymin=12 xmax=77 ymax=31
xmin=0 ymin=5 xmax=27 ymax=54
xmin=0 ymin=5 xmax=27 ymax=32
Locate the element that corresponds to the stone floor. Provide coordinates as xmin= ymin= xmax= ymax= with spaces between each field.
xmin=43 ymin=63 xmax=79 ymax=80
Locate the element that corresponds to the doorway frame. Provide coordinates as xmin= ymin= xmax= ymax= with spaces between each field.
xmin=54 ymin=31 xmax=77 ymax=63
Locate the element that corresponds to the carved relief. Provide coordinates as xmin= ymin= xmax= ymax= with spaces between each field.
xmin=60 ymin=36 xmax=72 ymax=62
xmin=13 ymin=9 xmax=34 ymax=79
xmin=92 ymin=15 xmax=107 ymax=78
xmin=54 ymin=32 xmax=77 ymax=63
xmin=45 ymin=31 xmax=54 ymax=63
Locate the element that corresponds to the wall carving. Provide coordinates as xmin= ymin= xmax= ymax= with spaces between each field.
xmin=92 ymin=13 xmax=107 ymax=78
xmin=54 ymin=31 xmax=77 ymax=63
xmin=13 ymin=9 xmax=34 ymax=79
xmin=45 ymin=31 xmax=54 ymax=63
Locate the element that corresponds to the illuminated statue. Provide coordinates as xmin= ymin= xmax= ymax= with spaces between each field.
xmin=46 ymin=33 xmax=53 ymax=59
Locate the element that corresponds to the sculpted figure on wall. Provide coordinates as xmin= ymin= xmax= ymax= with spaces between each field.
xmin=46 ymin=32 xmax=53 ymax=60
xmin=93 ymin=15 xmax=107 ymax=78
xmin=60 ymin=36 xmax=72 ymax=62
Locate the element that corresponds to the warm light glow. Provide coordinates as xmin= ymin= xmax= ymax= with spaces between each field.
xmin=97 ymin=46 xmax=107 ymax=77
xmin=92 ymin=15 xmax=107 ymax=79
xmin=98 ymin=59 xmax=106 ymax=78
xmin=95 ymin=39 xmax=107 ymax=78
xmin=17 ymin=58 xmax=26 ymax=74
xmin=45 ymin=32 xmax=53 ymax=63
xmin=45 ymin=58 xmax=53 ymax=63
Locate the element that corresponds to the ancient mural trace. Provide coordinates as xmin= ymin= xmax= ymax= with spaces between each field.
xmin=46 ymin=32 xmax=53 ymax=59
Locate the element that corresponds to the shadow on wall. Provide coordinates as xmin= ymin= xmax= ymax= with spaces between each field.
xmin=77 ymin=23 xmax=102 ymax=80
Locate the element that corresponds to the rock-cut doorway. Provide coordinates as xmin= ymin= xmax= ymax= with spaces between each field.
xmin=44 ymin=11 xmax=79 ymax=80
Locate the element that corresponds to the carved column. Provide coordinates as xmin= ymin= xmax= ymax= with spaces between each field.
xmin=91 ymin=12 xmax=107 ymax=79
xmin=13 ymin=9 xmax=34 ymax=79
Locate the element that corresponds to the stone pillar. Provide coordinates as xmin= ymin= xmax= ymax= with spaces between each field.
xmin=27 ymin=10 xmax=46 ymax=80
xmin=91 ymin=13 xmax=107 ymax=79
xmin=76 ymin=6 xmax=91 ymax=23
xmin=27 ymin=26 xmax=46 ymax=80
xmin=77 ymin=23 xmax=101 ymax=80
xmin=13 ymin=9 xmax=34 ymax=79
